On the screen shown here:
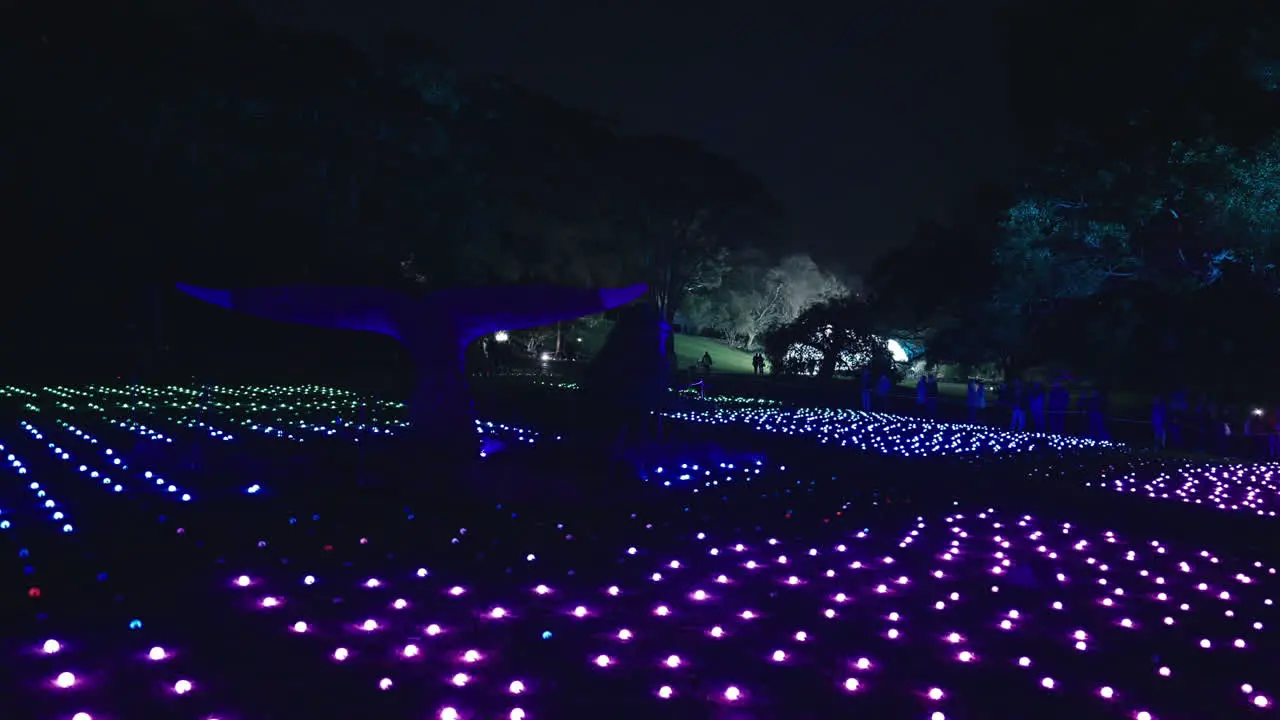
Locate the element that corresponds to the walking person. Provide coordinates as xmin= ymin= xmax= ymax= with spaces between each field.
xmin=1151 ymin=396 xmax=1167 ymax=450
xmin=1010 ymin=380 xmax=1027 ymax=432
xmin=1029 ymin=383 xmax=1046 ymax=432
xmin=698 ymin=351 xmax=713 ymax=376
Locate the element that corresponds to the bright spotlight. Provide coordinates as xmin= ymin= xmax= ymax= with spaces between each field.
xmin=886 ymin=339 xmax=909 ymax=363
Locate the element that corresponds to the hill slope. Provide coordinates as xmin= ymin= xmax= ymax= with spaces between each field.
xmin=575 ymin=320 xmax=756 ymax=374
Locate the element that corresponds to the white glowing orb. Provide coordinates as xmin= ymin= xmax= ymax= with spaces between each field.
xmin=887 ymin=339 xmax=909 ymax=363
xmin=494 ymin=330 xmax=509 ymax=343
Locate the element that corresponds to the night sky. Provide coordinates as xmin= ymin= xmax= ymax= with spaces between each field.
xmin=250 ymin=0 xmax=1016 ymax=273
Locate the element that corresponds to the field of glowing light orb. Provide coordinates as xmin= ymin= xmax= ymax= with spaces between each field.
xmin=0 ymin=383 xmax=1275 ymax=720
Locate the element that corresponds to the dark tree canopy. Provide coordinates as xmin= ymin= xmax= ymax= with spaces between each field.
xmin=623 ymin=135 xmax=787 ymax=323
xmin=763 ymin=296 xmax=889 ymax=382
xmin=864 ymin=3 xmax=1280 ymax=399
xmin=0 ymin=0 xmax=785 ymax=378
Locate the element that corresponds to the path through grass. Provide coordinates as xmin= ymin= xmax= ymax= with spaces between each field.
xmin=577 ymin=320 xmax=757 ymax=374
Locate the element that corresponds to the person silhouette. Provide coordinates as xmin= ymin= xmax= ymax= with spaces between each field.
xmin=174 ymin=281 xmax=647 ymax=460
xmin=1010 ymin=379 xmax=1026 ymax=432
xmin=1029 ymin=383 xmax=1046 ymax=431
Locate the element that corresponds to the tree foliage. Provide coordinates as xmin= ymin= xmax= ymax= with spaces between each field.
xmin=867 ymin=192 xmax=1009 ymax=368
xmin=625 ymin=136 xmax=785 ymax=326
xmin=763 ymin=297 xmax=888 ymax=381
xmin=684 ymin=253 xmax=847 ymax=349
xmin=0 ymin=0 xmax=786 ymax=374
xmin=863 ymin=1 xmax=1280 ymax=394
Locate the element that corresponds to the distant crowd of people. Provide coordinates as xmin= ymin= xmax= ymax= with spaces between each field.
xmin=696 ymin=351 xmax=768 ymax=376
xmin=596 ymin=343 xmax=1280 ymax=460
xmin=947 ymin=378 xmax=1108 ymax=438
xmin=908 ymin=376 xmax=1280 ymax=458
xmin=1150 ymin=392 xmax=1280 ymax=458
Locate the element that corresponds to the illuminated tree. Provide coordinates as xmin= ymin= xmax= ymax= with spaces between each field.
xmin=695 ymin=254 xmax=848 ymax=349
xmin=763 ymin=296 xmax=889 ymax=380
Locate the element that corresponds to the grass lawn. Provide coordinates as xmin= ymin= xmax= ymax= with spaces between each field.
xmin=576 ymin=320 xmax=758 ymax=375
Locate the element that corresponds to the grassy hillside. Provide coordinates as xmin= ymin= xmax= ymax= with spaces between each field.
xmin=576 ymin=320 xmax=757 ymax=374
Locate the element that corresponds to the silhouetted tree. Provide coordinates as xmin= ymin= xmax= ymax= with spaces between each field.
xmin=763 ymin=297 xmax=889 ymax=381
